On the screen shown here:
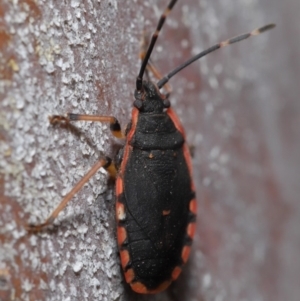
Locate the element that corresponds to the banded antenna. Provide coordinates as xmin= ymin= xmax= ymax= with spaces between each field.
xmin=136 ymin=0 xmax=178 ymax=92
xmin=157 ymin=23 xmax=276 ymax=89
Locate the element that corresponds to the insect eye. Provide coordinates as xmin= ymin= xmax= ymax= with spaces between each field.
xmin=134 ymin=99 xmax=143 ymax=109
xmin=163 ymin=99 xmax=170 ymax=108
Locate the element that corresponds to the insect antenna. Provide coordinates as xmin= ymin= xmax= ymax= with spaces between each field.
xmin=157 ymin=23 xmax=276 ymax=89
xmin=136 ymin=0 xmax=178 ymax=92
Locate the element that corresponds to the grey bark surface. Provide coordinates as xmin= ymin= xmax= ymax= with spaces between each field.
xmin=0 ymin=0 xmax=299 ymax=301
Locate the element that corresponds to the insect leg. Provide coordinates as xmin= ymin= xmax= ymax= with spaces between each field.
xmin=139 ymin=30 xmax=172 ymax=97
xmin=26 ymin=157 xmax=116 ymax=232
xmin=137 ymin=0 xmax=178 ymax=90
xmin=49 ymin=114 xmax=124 ymax=138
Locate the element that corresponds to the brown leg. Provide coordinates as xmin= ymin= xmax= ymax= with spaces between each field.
xmin=139 ymin=33 xmax=172 ymax=97
xmin=147 ymin=61 xmax=172 ymax=97
xmin=50 ymin=114 xmax=124 ymax=139
xmin=26 ymin=157 xmax=116 ymax=232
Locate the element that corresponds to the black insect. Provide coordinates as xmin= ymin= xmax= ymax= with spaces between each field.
xmin=26 ymin=0 xmax=275 ymax=294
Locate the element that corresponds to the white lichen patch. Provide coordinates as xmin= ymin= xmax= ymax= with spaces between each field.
xmin=72 ymin=261 xmax=83 ymax=273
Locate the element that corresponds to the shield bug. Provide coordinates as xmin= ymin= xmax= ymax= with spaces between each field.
xmin=26 ymin=0 xmax=275 ymax=294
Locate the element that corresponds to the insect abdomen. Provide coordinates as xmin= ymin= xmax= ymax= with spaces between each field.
xmin=116 ymin=112 xmax=196 ymax=293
